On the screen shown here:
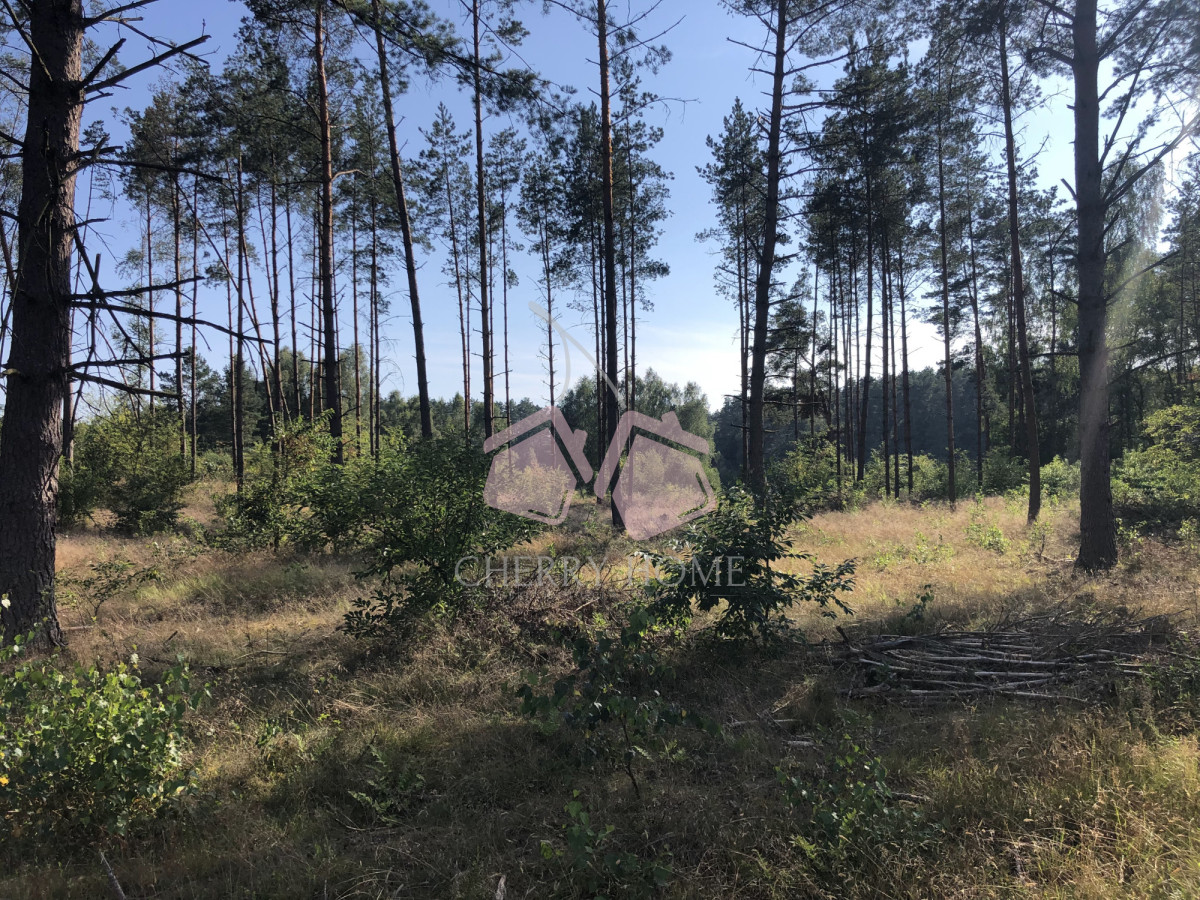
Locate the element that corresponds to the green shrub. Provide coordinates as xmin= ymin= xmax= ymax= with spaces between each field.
xmin=1113 ymin=405 xmax=1200 ymax=527
xmin=982 ymin=446 xmax=1026 ymax=495
xmin=56 ymin=457 xmax=107 ymax=528
xmin=214 ymin=418 xmax=339 ymax=551
xmin=63 ymin=407 xmax=192 ymax=533
xmin=779 ymin=734 xmax=934 ymax=870
xmin=771 ymin=440 xmax=842 ymax=510
xmin=1039 ymin=456 xmax=1080 ymax=501
xmin=965 ymin=498 xmax=1009 ymax=553
xmin=517 ymin=604 xmax=716 ymax=794
xmin=343 ymin=436 xmax=541 ymax=635
xmin=643 ymin=486 xmax=855 ymax=640
xmin=539 ymin=793 xmax=673 ymax=898
xmin=0 ymin=626 xmax=201 ymax=842
xmin=859 ymin=449 xmax=975 ymax=502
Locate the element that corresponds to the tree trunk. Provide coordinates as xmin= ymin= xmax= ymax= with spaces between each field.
xmin=749 ymin=0 xmax=789 ymax=495
xmin=598 ymin=0 xmax=623 ymax=527
xmin=1000 ymin=18 xmax=1041 ymax=522
xmin=315 ymin=0 xmax=342 ymax=463
xmin=0 ymin=0 xmax=84 ymax=644
xmin=1073 ymin=0 xmax=1117 ymax=569
xmin=472 ymin=0 xmax=494 ymax=438
xmin=936 ymin=101 xmax=956 ymax=507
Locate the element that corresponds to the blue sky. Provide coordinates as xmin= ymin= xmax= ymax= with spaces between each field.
xmin=82 ymin=0 xmax=1083 ymax=414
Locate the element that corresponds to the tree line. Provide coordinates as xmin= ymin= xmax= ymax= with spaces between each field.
xmin=0 ymin=0 xmax=1197 ymax=643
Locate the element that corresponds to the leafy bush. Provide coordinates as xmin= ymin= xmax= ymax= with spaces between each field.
xmin=517 ymin=604 xmax=716 ymax=794
xmin=1039 ymin=456 xmax=1080 ymax=502
xmin=539 ymin=793 xmax=673 ymax=898
xmin=982 ymin=446 xmax=1026 ymax=495
xmin=965 ymin=499 xmax=1009 ymax=553
xmin=771 ymin=440 xmax=842 ymax=510
xmin=0 ymin=627 xmax=201 ymax=842
xmin=56 ymin=457 xmax=107 ymax=528
xmin=214 ymin=418 xmax=339 ymax=551
xmin=343 ymin=436 xmax=541 ymax=635
xmin=779 ymin=734 xmax=933 ymax=870
xmin=61 ymin=407 xmax=192 ymax=533
xmin=643 ymin=486 xmax=855 ymax=640
xmin=1114 ymin=404 xmax=1200 ymax=527
xmin=859 ymin=449 xmax=976 ymax=502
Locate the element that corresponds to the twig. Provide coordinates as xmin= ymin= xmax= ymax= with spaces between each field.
xmin=99 ymin=851 xmax=127 ymax=900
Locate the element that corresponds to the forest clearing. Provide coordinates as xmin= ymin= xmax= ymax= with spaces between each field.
xmin=4 ymin=488 xmax=1200 ymax=898
xmin=1 ymin=0 xmax=1199 ymax=896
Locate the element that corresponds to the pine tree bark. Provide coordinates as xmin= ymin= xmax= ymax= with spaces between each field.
xmin=472 ymin=0 xmax=494 ymax=438
xmin=1072 ymin=0 xmax=1117 ymax=569
xmin=749 ymin=0 xmax=788 ymax=495
xmin=598 ymin=0 xmax=624 ymax=527
xmin=0 ymin=0 xmax=84 ymax=644
xmin=315 ymin=0 xmax=343 ymax=463
xmin=936 ymin=100 xmax=956 ymax=507
xmin=999 ymin=17 xmax=1041 ymax=522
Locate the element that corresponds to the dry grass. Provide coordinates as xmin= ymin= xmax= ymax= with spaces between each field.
xmin=4 ymin=494 xmax=1200 ymax=898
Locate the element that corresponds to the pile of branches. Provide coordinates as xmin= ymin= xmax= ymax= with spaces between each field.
xmin=839 ymin=606 xmax=1178 ymax=703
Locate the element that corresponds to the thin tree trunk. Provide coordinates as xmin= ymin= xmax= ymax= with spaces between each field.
xmin=285 ymin=186 xmax=301 ymax=418
xmin=936 ymin=99 xmax=957 ymax=507
xmin=173 ymin=168 xmax=185 ymax=457
xmin=191 ymin=177 xmax=199 ymax=476
xmin=1000 ymin=16 xmax=1041 ymax=522
xmin=371 ymin=1 xmax=430 ymax=438
xmin=598 ymin=0 xmax=623 ymax=527
xmin=967 ymin=197 xmax=986 ymax=487
xmin=472 ymin=0 xmax=494 ymax=437
xmin=234 ymin=156 xmax=247 ymax=489
xmin=351 ymin=178 xmax=362 ymax=455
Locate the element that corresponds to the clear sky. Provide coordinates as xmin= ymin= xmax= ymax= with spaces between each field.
xmin=81 ymin=0 xmax=1083 ymax=414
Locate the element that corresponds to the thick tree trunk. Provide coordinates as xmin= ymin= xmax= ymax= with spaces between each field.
xmin=1073 ymin=0 xmax=1117 ymax=569
xmin=1000 ymin=19 xmax=1041 ymax=522
xmin=749 ymin=0 xmax=789 ymax=495
xmin=0 ymin=0 xmax=84 ymax=644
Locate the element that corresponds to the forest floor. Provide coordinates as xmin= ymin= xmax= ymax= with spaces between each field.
xmin=7 ymin=490 xmax=1200 ymax=899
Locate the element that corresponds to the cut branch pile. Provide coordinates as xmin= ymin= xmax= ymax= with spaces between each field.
xmin=840 ymin=606 xmax=1177 ymax=703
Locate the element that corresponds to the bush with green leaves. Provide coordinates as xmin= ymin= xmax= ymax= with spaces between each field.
xmin=770 ymin=440 xmax=842 ymax=510
xmin=858 ymin=449 xmax=976 ymax=502
xmin=778 ymin=734 xmax=934 ymax=871
xmin=982 ymin=446 xmax=1027 ymax=495
xmin=643 ymin=486 xmax=855 ymax=640
xmin=1039 ymin=455 xmax=1080 ymax=502
xmin=60 ymin=407 xmax=192 ymax=533
xmin=343 ymin=436 xmax=541 ymax=635
xmin=965 ymin=498 xmax=1009 ymax=553
xmin=517 ymin=604 xmax=717 ymax=795
xmin=0 ymin=627 xmax=201 ymax=842
xmin=1114 ymin=404 xmax=1200 ymax=527
xmin=214 ymin=417 xmax=340 ymax=551
xmin=539 ymin=793 xmax=673 ymax=899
